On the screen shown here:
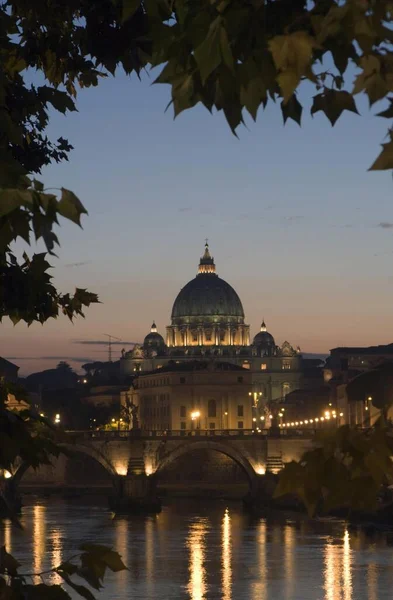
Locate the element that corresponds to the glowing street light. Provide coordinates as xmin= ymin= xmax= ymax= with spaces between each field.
xmin=54 ymin=413 xmax=60 ymax=424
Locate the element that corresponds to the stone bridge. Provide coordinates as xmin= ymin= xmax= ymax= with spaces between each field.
xmin=8 ymin=430 xmax=314 ymax=513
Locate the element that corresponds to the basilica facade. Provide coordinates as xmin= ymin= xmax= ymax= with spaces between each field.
xmin=120 ymin=244 xmax=302 ymax=428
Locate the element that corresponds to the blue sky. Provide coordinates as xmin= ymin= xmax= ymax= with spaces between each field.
xmin=2 ymin=70 xmax=393 ymax=374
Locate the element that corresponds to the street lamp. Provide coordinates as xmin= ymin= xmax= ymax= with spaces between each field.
xmin=191 ymin=410 xmax=201 ymax=429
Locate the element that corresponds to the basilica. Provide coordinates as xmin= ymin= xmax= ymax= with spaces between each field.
xmin=120 ymin=244 xmax=302 ymax=429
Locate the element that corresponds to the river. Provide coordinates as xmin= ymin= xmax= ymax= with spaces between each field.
xmin=1 ymin=498 xmax=393 ymax=600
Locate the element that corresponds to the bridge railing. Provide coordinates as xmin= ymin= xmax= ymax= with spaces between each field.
xmin=65 ymin=428 xmax=316 ymax=440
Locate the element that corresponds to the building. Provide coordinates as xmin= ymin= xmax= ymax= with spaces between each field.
xmin=120 ymin=243 xmax=303 ymax=430
xmin=126 ymin=361 xmax=253 ymax=431
xmin=324 ymin=343 xmax=393 ymax=383
xmin=323 ymin=344 xmax=393 ymax=427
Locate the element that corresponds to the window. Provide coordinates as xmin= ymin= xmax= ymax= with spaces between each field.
xmin=238 ymin=421 xmax=244 ymax=429
xmin=261 ymin=363 xmax=267 ymax=370
xmin=205 ymin=333 xmax=212 ymax=342
xmin=242 ymin=361 xmax=250 ymax=369
xmin=237 ymin=376 xmax=243 ymax=383
xmin=208 ymin=399 xmax=217 ymax=418
xmin=237 ymin=405 xmax=244 ymax=417
xmin=193 ymin=334 xmax=198 ymax=342
xmin=180 ymin=422 xmax=186 ymax=430
xmin=282 ymin=360 xmax=291 ymax=370
xmin=209 ymin=422 xmax=216 ymax=429
xmin=220 ymin=331 xmax=225 ymax=342
xmin=180 ymin=405 xmax=186 ymax=418
xmin=180 ymin=377 xmax=186 ymax=384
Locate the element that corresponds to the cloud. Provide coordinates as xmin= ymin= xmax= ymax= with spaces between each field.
xmin=65 ymin=260 xmax=92 ymax=268
xmin=73 ymin=339 xmax=140 ymax=346
xmin=378 ymin=222 xmax=393 ymax=229
xmin=6 ymin=356 xmax=94 ymax=363
xmin=178 ymin=207 xmax=192 ymax=213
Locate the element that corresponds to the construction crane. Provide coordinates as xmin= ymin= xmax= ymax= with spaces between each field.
xmin=103 ymin=333 xmax=121 ymax=362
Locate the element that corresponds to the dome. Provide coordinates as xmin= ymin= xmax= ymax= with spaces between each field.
xmin=253 ymin=320 xmax=275 ymax=347
xmin=171 ymin=244 xmax=244 ymax=320
xmin=143 ymin=322 xmax=165 ymax=348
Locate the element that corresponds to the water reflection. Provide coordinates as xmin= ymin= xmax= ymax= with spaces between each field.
xmin=114 ymin=517 xmax=129 ymax=589
xmin=2 ymin=501 xmax=393 ymax=600
xmin=252 ymin=520 xmax=266 ymax=600
xmin=222 ymin=509 xmax=232 ymax=600
xmin=146 ymin=517 xmax=155 ymax=598
xmin=3 ymin=520 xmax=11 ymax=554
xmin=343 ymin=530 xmax=352 ymax=600
xmin=324 ymin=530 xmax=352 ymax=600
xmin=284 ymin=525 xmax=295 ymax=600
xmin=50 ymin=528 xmax=62 ymax=584
xmin=187 ymin=518 xmax=209 ymax=600
xmin=32 ymin=505 xmax=46 ymax=580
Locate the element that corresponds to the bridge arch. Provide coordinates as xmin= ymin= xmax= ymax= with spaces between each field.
xmin=156 ymin=440 xmax=257 ymax=490
xmin=11 ymin=443 xmax=119 ymax=489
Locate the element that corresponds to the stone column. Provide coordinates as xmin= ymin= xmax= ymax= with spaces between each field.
xmin=109 ymin=474 xmax=161 ymax=514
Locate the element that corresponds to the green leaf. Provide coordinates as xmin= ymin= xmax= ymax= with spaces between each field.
xmin=33 ymin=179 xmax=44 ymax=192
xmin=369 ymin=139 xmax=393 ymax=171
xmin=122 ymin=0 xmax=141 ymax=22
xmin=311 ymin=90 xmax=359 ymax=126
xmin=100 ymin=550 xmax=127 ymax=573
xmin=219 ymin=26 xmax=234 ymax=72
xmin=194 ymin=19 xmax=222 ymax=84
xmin=352 ymin=55 xmax=387 ymax=106
xmin=38 ymin=87 xmax=76 ymax=113
xmin=269 ymin=32 xmax=317 ymax=102
xmin=57 ymin=189 xmax=87 ymax=226
xmin=0 ymin=189 xmax=33 ymax=216
xmin=0 ymin=546 xmax=20 ymax=576
xmin=61 ymin=574 xmax=96 ymax=600
xmin=281 ymin=94 xmax=303 ymax=126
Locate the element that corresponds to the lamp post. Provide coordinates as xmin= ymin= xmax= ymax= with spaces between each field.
xmin=191 ymin=410 xmax=201 ymax=430
xmin=249 ymin=391 xmax=262 ymax=429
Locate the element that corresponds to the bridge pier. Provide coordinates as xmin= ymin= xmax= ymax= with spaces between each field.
xmin=109 ymin=474 xmax=161 ymax=514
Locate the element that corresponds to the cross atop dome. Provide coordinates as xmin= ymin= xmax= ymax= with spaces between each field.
xmin=198 ymin=240 xmax=216 ymax=274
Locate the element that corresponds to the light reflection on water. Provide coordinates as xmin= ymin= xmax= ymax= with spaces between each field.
xmin=222 ymin=509 xmax=232 ymax=600
xmin=1 ymin=499 xmax=393 ymax=600
xmin=187 ymin=518 xmax=208 ymax=600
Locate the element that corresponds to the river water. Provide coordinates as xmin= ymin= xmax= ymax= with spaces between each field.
xmin=1 ymin=498 xmax=393 ymax=600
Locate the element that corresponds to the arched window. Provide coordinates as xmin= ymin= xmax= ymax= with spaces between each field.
xmin=208 ymin=399 xmax=217 ymax=418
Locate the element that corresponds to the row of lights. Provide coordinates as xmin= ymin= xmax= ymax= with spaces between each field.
xmin=280 ymin=409 xmax=344 ymax=428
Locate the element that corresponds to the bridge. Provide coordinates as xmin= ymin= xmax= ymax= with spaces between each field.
xmin=7 ymin=429 xmax=314 ymax=513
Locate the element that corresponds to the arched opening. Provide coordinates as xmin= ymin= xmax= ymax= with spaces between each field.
xmin=156 ymin=442 xmax=256 ymax=500
xmin=12 ymin=445 xmax=117 ymax=496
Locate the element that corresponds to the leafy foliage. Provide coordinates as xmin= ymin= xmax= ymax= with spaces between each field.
xmin=274 ymin=421 xmax=393 ymax=517
xmin=0 ymin=382 xmax=127 ymax=600
xmin=0 ymin=543 xmax=127 ymax=600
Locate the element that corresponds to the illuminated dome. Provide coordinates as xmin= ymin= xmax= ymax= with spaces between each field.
xmin=171 ymin=243 xmax=245 ymax=320
xmin=253 ymin=320 xmax=275 ymax=348
xmin=143 ymin=322 xmax=165 ymax=348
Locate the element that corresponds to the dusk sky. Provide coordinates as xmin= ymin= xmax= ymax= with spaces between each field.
xmin=2 ymin=71 xmax=393 ymax=375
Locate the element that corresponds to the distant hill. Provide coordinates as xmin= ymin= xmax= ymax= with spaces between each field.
xmin=24 ymin=362 xmax=78 ymax=391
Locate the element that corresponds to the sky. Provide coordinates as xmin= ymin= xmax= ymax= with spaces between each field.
xmin=2 ymin=67 xmax=393 ymax=375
